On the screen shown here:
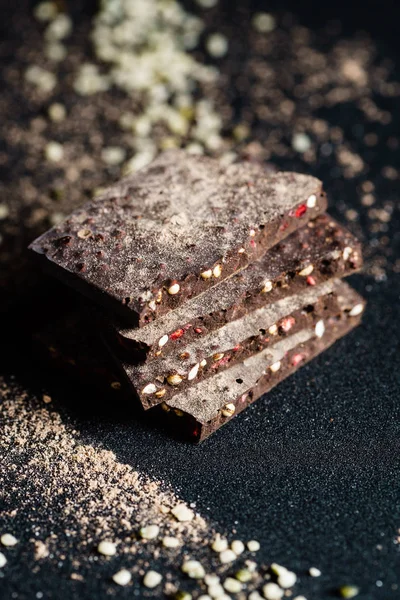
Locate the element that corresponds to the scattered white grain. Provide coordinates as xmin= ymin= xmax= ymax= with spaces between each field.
xmin=206 ymin=33 xmax=228 ymax=58
xmin=182 ymin=560 xmax=205 ymax=579
xmin=349 ymin=303 xmax=364 ymax=317
xmin=0 ymin=553 xmax=7 ymax=568
xmin=139 ymin=524 xmax=160 ymax=540
xmin=211 ymin=535 xmax=228 ymax=552
xmin=0 ymin=205 xmax=9 ymax=220
xmin=292 ymin=133 xmax=312 ymax=153
xmin=143 ymin=570 xmax=162 ymax=588
xmin=223 ymin=577 xmax=243 ymax=593
xmin=112 ymin=569 xmax=131 ymax=586
xmin=315 ymin=320 xmax=325 ymax=339
xmin=252 ymin=13 xmax=276 ymax=33
xmin=45 ymin=14 xmax=73 ymax=41
xmin=45 ymin=142 xmax=64 ymax=163
xmin=247 ymin=540 xmax=260 ymax=552
xmin=97 ymin=540 xmax=116 ymax=556
xmin=231 ymin=540 xmax=245 ymax=555
xmin=309 ymin=567 xmax=321 ymax=577
xmin=48 ymin=103 xmax=66 ymax=122
xmin=101 ymin=147 xmax=127 ymax=166
xmin=171 ymin=503 xmax=194 ymax=522
xmin=219 ymin=549 xmax=237 ymax=564
xmin=1 ymin=534 xmax=17 ymax=547
xmin=262 ymin=582 xmax=284 ymax=600
xmin=34 ymin=2 xmax=58 ymax=21
xmin=25 ymin=66 xmax=57 ymax=93
xmin=162 ymin=536 xmax=181 ymax=549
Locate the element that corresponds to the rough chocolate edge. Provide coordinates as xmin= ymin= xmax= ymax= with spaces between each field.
xmin=162 ymin=281 xmax=365 ymax=426
xmin=114 ymin=215 xmax=362 ymax=353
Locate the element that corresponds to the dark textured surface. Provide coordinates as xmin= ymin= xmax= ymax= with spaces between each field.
xmin=1 ymin=0 xmax=400 ymax=599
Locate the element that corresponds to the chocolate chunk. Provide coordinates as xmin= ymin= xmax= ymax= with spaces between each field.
xmin=110 ymin=280 xmax=349 ymax=410
xmin=156 ymin=281 xmax=365 ymax=442
xmin=109 ymin=214 xmax=362 ymax=362
xmin=29 ymin=150 xmax=326 ymax=326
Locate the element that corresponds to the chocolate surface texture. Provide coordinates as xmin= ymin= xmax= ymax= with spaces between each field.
xmin=29 ymin=150 xmax=326 ymax=325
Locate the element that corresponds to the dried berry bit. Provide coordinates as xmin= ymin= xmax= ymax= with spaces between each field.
xmin=299 ymin=264 xmax=314 ymax=276
xmin=315 ymin=320 xmax=325 ymax=338
xmin=292 ymin=353 xmax=305 ymax=366
xmin=167 ymin=374 xmax=183 ymax=386
xmin=213 ymin=264 xmax=222 ymax=278
xmin=221 ymin=403 xmax=235 ymax=417
xmin=280 ymin=316 xmax=295 ymax=332
xmin=200 ymin=269 xmax=212 ymax=280
xmin=261 ymin=280 xmax=273 ymax=293
xmin=188 ymin=363 xmax=200 ymax=381
xmin=349 ymin=304 xmax=364 ymax=317
xmin=270 ymin=361 xmax=281 ymax=373
xmin=170 ymin=328 xmax=185 ymax=340
xmin=294 ymin=204 xmax=307 ymax=218
xmin=306 ymin=194 xmax=317 ymax=208
xmin=158 ymin=334 xmax=169 ymax=347
xmin=168 ymin=282 xmax=180 ymax=295
xmin=161 ymin=402 xmax=170 ymax=412
xmin=194 ymin=328 xmax=203 ymax=334
xmin=110 ymin=381 xmax=121 ymax=390
xmin=213 ymin=353 xmax=224 ymax=361
xmin=306 ymin=275 xmax=316 ymax=286
xmin=142 ymin=383 xmax=157 ymax=395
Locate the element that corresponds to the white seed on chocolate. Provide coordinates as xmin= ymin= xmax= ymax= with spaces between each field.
xmin=143 ymin=570 xmax=162 ymax=588
xmin=299 ymin=264 xmax=314 ymax=276
xmin=278 ymin=569 xmax=297 ymax=588
xmin=213 ymin=264 xmax=222 ymax=278
xmin=213 ymin=353 xmax=224 ymax=361
xmin=221 ymin=403 xmax=235 ymax=417
xmin=270 ymin=361 xmax=281 ymax=373
xmin=315 ymin=320 xmax=325 ymax=339
xmin=268 ymin=324 xmax=278 ymax=335
xmin=262 ymin=280 xmax=273 ymax=293
xmin=167 ymin=374 xmax=183 ymax=386
xmin=306 ymin=194 xmax=317 ymax=208
xmin=349 ymin=303 xmax=364 ymax=317
xmin=201 ymin=269 xmax=213 ymax=280
xmin=142 ymin=383 xmax=157 ymax=395
xmin=159 ymin=334 xmax=169 ymax=347
xmin=77 ymin=228 xmax=92 ymax=239
xmin=168 ymin=282 xmax=180 ymax=295
xmin=200 ymin=359 xmax=207 ymax=367
xmin=309 ymin=567 xmax=321 ymax=577
xmin=97 ymin=540 xmax=117 ymax=556
xmin=112 ymin=569 xmax=131 ymax=586
xmin=188 ymin=363 xmax=200 ymax=381
xmin=139 ymin=524 xmax=159 ymax=540
xmin=343 ymin=246 xmax=353 ymax=261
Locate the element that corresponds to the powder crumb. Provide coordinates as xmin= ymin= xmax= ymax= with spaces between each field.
xmin=42 ymin=394 xmax=52 ymax=404
xmin=33 ymin=541 xmax=49 ymax=560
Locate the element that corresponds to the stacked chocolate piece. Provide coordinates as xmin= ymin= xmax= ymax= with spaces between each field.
xmin=30 ymin=150 xmax=365 ymax=442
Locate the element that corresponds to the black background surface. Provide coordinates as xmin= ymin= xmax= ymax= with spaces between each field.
xmin=1 ymin=1 xmax=400 ymax=599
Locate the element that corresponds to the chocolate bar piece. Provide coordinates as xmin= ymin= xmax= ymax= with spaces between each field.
xmin=110 ymin=215 xmax=362 ymax=362
xmin=29 ymin=150 xmax=326 ymax=326
xmin=112 ymin=280 xmax=348 ymax=410
xmin=155 ymin=281 xmax=365 ymax=442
